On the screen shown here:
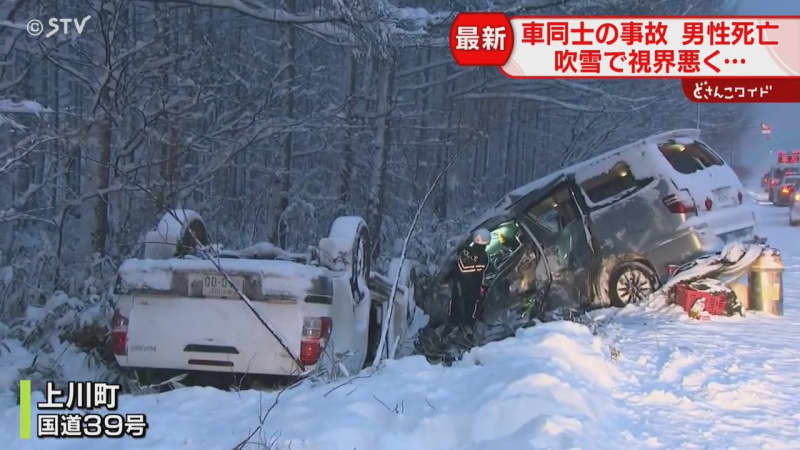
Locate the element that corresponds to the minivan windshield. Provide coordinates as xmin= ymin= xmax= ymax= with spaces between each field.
xmin=658 ymin=140 xmax=723 ymax=174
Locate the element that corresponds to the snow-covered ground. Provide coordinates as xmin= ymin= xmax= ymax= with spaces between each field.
xmin=601 ymin=195 xmax=800 ymax=449
xmin=2 ymin=192 xmax=799 ymax=449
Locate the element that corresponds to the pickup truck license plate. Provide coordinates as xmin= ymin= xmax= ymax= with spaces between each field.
xmin=196 ymin=274 xmax=244 ymax=299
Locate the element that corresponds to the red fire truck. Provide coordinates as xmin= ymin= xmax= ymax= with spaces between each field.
xmin=766 ymin=151 xmax=800 ymax=203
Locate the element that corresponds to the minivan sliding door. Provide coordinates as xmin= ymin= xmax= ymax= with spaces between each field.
xmin=521 ymin=183 xmax=594 ymax=314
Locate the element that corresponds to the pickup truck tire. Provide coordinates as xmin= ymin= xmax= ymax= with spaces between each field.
xmin=329 ymin=217 xmax=371 ymax=305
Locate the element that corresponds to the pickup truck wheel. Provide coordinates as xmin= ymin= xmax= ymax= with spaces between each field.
xmin=329 ymin=217 xmax=371 ymax=305
xmin=609 ymin=261 xmax=659 ymax=307
xmin=350 ymin=226 xmax=370 ymax=303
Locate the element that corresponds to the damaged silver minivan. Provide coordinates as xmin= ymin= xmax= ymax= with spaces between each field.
xmin=424 ymin=129 xmax=755 ymax=325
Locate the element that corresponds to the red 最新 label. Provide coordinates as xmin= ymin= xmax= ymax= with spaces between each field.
xmin=450 ymin=13 xmax=513 ymax=66
xmin=681 ymin=78 xmax=800 ymax=102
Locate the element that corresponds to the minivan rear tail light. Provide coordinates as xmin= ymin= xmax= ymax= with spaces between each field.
xmin=111 ymin=308 xmax=129 ymax=356
xmin=705 ymin=197 xmax=713 ymax=211
xmin=663 ymin=191 xmax=697 ymax=214
xmin=782 ymin=186 xmax=792 ymax=195
xmin=300 ymin=317 xmax=332 ymax=366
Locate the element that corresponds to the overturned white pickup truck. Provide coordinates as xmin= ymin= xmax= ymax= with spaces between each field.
xmin=111 ymin=210 xmax=417 ymax=379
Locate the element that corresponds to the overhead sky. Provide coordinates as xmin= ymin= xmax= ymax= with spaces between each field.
xmin=734 ymin=0 xmax=800 ymax=178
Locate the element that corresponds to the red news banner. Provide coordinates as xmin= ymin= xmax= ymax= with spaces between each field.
xmin=450 ymin=13 xmax=800 ymax=102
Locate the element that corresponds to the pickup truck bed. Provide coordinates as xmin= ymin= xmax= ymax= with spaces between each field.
xmin=112 ymin=257 xmax=414 ymax=377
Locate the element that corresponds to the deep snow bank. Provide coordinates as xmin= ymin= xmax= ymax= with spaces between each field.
xmin=2 ymin=321 xmax=626 ymax=450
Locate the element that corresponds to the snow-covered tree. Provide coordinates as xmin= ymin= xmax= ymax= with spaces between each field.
xmin=0 ymin=0 xmax=750 ymax=382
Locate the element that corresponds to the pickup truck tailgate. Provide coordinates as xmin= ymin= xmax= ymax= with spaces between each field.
xmin=123 ymin=294 xmax=303 ymax=375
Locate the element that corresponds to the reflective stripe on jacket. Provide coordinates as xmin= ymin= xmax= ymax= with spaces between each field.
xmin=457 ymin=250 xmax=486 ymax=273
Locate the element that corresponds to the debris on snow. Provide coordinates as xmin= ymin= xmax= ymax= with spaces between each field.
xmin=643 ymin=241 xmax=765 ymax=310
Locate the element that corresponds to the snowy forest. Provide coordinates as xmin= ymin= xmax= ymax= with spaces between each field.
xmin=1 ymin=0 xmax=748 ymax=387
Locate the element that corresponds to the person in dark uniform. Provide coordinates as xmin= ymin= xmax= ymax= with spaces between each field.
xmin=448 ymin=228 xmax=491 ymax=327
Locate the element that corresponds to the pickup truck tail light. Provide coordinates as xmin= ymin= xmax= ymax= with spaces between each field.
xmin=300 ymin=317 xmax=332 ymax=366
xmin=663 ymin=190 xmax=697 ymax=214
xmin=111 ymin=308 xmax=129 ymax=356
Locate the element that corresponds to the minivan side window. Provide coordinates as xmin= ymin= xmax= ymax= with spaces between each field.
xmin=580 ymin=161 xmax=639 ymax=203
xmin=658 ymin=140 xmax=723 ymax=174
xmin=524 ymin=186 xmax=578 ymax=237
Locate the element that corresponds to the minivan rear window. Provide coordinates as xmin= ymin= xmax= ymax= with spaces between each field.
xmin=658 ymin=141 xmax=723 ymax=174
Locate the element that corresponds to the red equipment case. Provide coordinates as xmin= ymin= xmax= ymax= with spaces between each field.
xmin=674 ymin=283 xmax=728 ymax=316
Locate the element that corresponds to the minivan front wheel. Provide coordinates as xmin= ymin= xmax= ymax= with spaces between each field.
xmin=609 ymin=261 xmax=659 ymax=307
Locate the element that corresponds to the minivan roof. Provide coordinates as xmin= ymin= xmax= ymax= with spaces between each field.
xmin=476 ymin=129 xmax=701 ymax=225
